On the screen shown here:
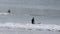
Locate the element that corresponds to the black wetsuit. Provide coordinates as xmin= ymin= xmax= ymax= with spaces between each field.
xmin=8 ymin=10 xmax=10 ymax=13
xmin=32 ymin=17 xmax=35 ymax=24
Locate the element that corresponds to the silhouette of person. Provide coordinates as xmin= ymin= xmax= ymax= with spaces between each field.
xmin=8 ymin=10 xmax=10 ymax=13
xmin=31 ymin=17 xmax=35 ymax=24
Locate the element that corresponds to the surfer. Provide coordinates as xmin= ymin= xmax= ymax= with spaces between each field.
xmin=8 ymin=10 xmax=10 ymax=13
xmin=31 ymin=17 xmax=35 ymax=24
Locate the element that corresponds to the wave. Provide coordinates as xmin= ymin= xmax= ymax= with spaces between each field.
xmin=0 ymin=13 xmax=9 ymax=15
xmin=0 ymin=22 xmax=60 ymax=32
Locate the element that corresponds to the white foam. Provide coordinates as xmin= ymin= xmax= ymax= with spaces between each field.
xmin=0 ymin=22 xmax=60 ymax=31
xmin=0 ymin=13 xmax=9 ymax=15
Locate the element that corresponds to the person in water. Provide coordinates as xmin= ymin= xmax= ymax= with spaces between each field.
xmin=8 ymin=10 xmax=10 ymax=13
xmin=31 ymin=17 xmax=35 ymax=24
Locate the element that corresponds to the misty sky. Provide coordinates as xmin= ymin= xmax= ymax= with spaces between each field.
xmin=0 ymin=0 xmax=60 ymax=16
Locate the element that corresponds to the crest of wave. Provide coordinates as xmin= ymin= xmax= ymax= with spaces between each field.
xmin=0 ymin=22 xmax=60 ymax=31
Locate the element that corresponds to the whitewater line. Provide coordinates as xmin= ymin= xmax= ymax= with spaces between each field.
xmin=0 ymin=13 xmax=9 ymax=15
xmin=0 ymin=22 xmax=60 ymax=31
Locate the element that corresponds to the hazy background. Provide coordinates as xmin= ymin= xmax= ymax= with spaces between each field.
xmin=0 ymin=0 xmax=60 ymax=16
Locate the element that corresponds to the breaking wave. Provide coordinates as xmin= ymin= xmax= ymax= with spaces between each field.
xmin=0 ymin=13 xmax=9 ymax=15
xmin=0 ymin=22 xmax=60 ymax=32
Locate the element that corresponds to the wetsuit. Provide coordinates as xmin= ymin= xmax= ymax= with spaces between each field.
xmin=8 ymin=10 xmax=10 ymax=13
xmin=32 ymin=17 xmax=35 ymax=24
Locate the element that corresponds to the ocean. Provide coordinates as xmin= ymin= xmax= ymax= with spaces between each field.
xmin=0 ymin=0 xmax=60 ymax=34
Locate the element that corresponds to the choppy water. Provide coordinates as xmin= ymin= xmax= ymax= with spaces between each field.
xmin=0 ymin=13 xmax=60 ymax=25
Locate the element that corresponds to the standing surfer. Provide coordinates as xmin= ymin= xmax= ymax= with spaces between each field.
xmin=31 ymin=17 xmax=35 ymax=24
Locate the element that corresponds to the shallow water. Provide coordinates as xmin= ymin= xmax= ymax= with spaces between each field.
xmin=0 ymin=28 xmax=60 ymax=34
